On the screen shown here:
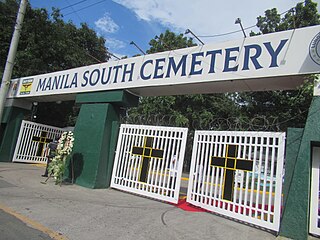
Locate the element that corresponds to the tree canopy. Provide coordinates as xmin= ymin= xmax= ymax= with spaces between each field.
xmin=239 ymin=0 xmax=320 ymax=130
xmin=0 ymin=0 xmax=110 ymax=127
xmin=147 ymin=30 xmax=195 ymax=54
xmin=1 ymin=0 xmax=109 ymax=78
xmin=252 ymin=0 xmax=320 ymax=35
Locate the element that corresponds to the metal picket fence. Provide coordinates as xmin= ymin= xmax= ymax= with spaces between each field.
xmin=111 ymin=124 xmax=188 ymax=204
xmin=187 ymin=130 xmax=285 ymax=232
xmin=12 ymin=120 xmax=64 ymax=163
xmin=310 ymin=146 xmax=320 ymax=237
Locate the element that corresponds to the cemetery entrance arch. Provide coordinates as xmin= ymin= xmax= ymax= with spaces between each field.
xmin=1 ymin=25 xmax=320 ymax=238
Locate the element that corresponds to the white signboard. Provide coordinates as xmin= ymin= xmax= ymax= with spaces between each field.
xmin=10 ymin=25 xmax=320 ymax=98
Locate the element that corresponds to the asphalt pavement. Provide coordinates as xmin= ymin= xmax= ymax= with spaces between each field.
xmin=0 ymin=162 xmax=281 ymax=240
xmin=0 ymin=209 xmax=53 ymax=240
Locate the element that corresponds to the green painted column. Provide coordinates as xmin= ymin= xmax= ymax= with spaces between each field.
xmin=0 ymin=106 xmax=29 ymax=162
xmin=280 ymin=96 xmax=320 ymax=239
xmin=68 ymin=90 xmax=138 ymax=189
xmin=281 ymin=128 xmax=304 ymax=207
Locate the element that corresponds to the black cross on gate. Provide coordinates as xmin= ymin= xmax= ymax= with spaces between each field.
xmin=211 ymin=144 xmax=253 ymax=201
xmin=32 ymin=131 xmax=52 ymax=157
xmin=132 ymin=137 xmax=164 ymax=183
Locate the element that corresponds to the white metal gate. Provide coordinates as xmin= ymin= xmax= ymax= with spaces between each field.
xmin=187 ymin=130 xmax=285 ymax=231
xmin=111 ymin=124 xmax=188 ymax=204
xmin=12 ymin=120 xmax=64 ymax=163
xmin=310 ymin=146 xmax=320 ymax=236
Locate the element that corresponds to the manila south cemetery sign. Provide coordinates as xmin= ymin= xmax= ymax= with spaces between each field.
xmin=6 ymin=25 xmax=320 ymax=101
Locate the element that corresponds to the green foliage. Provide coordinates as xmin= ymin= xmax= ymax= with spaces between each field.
xmin=245 ymin=0 xmax=320 ymax=130
xmin=1 ymin=0 xmax=109 ymax=77
xmin=234 ymin=78 xmax=314 ymax=130
xmin=251 ymin=0 xmax=320 ymax=36
xmin=147 ymin=30 xmax=195 ymax=54
xmin=0 ymin=0 xmax=110 ymax=127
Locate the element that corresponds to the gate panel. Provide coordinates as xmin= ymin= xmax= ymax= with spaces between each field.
xmin=310 ymin=146 xmax=320 ymax=236
xmin=187 ymin=130 xmax=285 ymax=231
xmin=12 ymin=120 xmax=64 ymax=163
xmin=111 ymin=124 xmax=188 ymax=204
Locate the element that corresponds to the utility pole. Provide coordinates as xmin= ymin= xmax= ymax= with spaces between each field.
xmin=0 ymin=0 xmax=28 ymax=123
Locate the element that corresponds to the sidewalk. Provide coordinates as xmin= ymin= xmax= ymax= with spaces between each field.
xmin=0 ymin=162 xmax=277 ymax=240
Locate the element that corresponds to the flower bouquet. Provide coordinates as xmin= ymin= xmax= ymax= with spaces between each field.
xmin=48 ymin=131 xmax=74 ymax=185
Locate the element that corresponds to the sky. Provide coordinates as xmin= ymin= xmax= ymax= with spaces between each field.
xmin=28 ymin=0 xmax=320 ymax=60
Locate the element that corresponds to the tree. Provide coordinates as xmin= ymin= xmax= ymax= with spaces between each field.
xmin=0 ymin=0 xmax=110 ymax=127
xmin=252 ymin=0 xmax=320 ymax=35
xmin=147 ymin=30 xmax=195 ymax=54
xmin=239 ymin=0 xmax=320 ymax=130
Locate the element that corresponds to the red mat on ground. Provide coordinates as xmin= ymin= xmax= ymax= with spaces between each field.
xmin=174 ymin=198 xmax=207 ymax=212
xmin=174 ymin=199 xmax=277 ymax=215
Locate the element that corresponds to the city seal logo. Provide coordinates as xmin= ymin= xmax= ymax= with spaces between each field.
xmin=19 ymin=78 xmax=33 ymax=95
xmin=309 ymin=32 xmax=320 ymax=65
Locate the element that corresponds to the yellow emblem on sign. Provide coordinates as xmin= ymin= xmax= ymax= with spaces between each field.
xmin=19 ymin=78 xmax=33 ymax=95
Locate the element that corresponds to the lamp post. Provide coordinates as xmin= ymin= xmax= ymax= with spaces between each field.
xmin=185 ymin=28 xmax=205 ymax=45
xmin=108 ymin=51 xmax=120 ymax=60
xmin=235 ymin=18 xmax=247 ymax=38
xmin=130 ymin=41 xmax=146 ymax=55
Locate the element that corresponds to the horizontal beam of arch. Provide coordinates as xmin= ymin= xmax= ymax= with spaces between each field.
xmin=7 ymin=25 xmax=320 ymax=102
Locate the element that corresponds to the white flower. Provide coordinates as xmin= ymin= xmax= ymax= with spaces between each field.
xmin=48 ymin=131 xmax=75 ymax=185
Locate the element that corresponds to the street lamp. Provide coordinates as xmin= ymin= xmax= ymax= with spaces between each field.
xmin=235 ymin=18 xmax=247 ymax=38
xmin=130 ymin=41 xmax=146 ymax=55
xmin=185 ymin=28 xmax=205 ymax=45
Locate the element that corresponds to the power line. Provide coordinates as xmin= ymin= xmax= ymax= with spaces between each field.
xmin=197 ymin=2 xmax=301 ymax=39
xmin=65 ymin=0 xmax=84 ymax=23
xmin=64 ymin=0 xmax=107 ymax=16
xmin=60 ymin=0 xmax=89 ymax=11
xmin=185 ymin=29 xmax=205 ymax=45
xmin=198 ymin=25 xmax=256 ymax=38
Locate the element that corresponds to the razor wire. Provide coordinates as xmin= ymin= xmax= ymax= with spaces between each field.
xmin=120 ymin=114 xmax=282 ymax=132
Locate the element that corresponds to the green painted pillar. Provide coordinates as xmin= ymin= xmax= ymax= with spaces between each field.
xmin=281 ymin=128 xmax=304 ymax=207
xmin=280 ymin=96 xmax=320 ymax=239
xmin=69 ymin=90 xmax=138 ymax=189
xmin=0 ymin=106 xmax=29 ymax=162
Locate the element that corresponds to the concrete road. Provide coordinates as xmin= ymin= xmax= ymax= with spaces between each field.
xmin=0 ymin=162 xmax=278 ymax=240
